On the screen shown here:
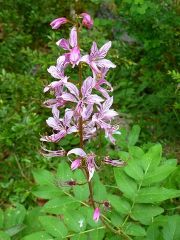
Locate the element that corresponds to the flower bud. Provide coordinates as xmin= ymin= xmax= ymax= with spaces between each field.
xmin=93 ymin=207 xmax=100 ymax=222
xmin=81 ymin=13 xmax=93 ymax=29
xmin=50 ymin=17 xmax=68 ymax=29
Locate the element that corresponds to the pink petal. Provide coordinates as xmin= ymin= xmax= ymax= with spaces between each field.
xmin=41 ymin=147 xmax=66 ymax=157
xmin=96 ymin=59 xmax=116 ymax=69
xmin=80 ymin=55 xmax=90 ymax=64
xmin=47 ymin=66 xmax=63 ymax=79
xmin=61 ymin=93 xmax=77 ymax=102
xmin=93 ymin=208 xmax=100 ymax=222
xmin=81 ymin=77 xmax=96 ymax=97
xmin=81 ymin=13 xmax=93 ymax=29
xmin=40 ymin=130 xmax=66 ymax=142
xmin=65 ymin=82 xmax=79 ymax=98
xmin=98 ymin=41 xmax=112 ymax=58
xmin=90 ymin=42 xmax=98 ymax=57
xmin=56 ymin=38 xmax=70 ymax=50
xmin=86 ymin=94 xmax=104 ymax=104
xmin=63 ymin=109 xmax=73 ymax=126
xmin=69 ymin=46 xmax=81 ymax=66
xmin=67 ymin=148 xmax=86 ymax=157
xmin=71 ymin=159 xmax=81 ymax=170
xmin=50 ymin=17 xmax=67 ymax=29
xmin=69 ymin=27 xmax=77 ymax=48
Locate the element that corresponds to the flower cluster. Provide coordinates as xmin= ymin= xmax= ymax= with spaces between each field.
xmin=41 ymin=13 xmax=125 ymax=221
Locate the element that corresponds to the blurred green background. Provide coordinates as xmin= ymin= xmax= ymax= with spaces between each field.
xmin=0 ymin=0 xmax=179 ymax=206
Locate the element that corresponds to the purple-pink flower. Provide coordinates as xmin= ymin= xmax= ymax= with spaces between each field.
xmin=81 ymin=41 xmax=116 ymax=74
xmin=50 ymin=17 xmax=68 ymax=29
xmin=81 ymin=13 xmax=93 ymax=29
xmin=93 ymin=208 xmax=100 ymax=222
xmin=56 ymin=27 xmax=81 ymax=67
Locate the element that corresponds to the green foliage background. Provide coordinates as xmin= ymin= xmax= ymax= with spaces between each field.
xmin=0 ymin=0 xmax=179 ymax=239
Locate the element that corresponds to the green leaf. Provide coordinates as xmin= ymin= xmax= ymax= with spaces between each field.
xmin=0 ymin=231 xmax=10 ymax=240
xmin=32 ymin=169 xmax=54 ymax=186
xmin=5 ymin=224 xmax=26 ymax=237
xmin=146 ymin=224 xmax=161 ymax=240
xmin=32 ymin=185 xmax=63 ymax=199
xmin=129 ymin=146 xmax=144 ymax=160
xmin=22 ymin=231 xmax=54 ymax=240
xmin=124 ymin=160 xmax=144 ymax=181
xmin=128 ymin=125 xmax=141 ymax=146
xmin=4 ymin=204 xmax=26 ymax=228
xmin=39 ymin=216 xmax=68 ymax=238
xmin=108 ymin=194 xmax=131 ymax=214
xmin=71 ymin=235 xmax=87 ymax=240
xmin=142 ymin=165 xmax=176 ymax=186
xmin=110 ymin=212 xmax=123 ymax=227
xmin=88 ymin=228 xmax=105 ymax=240
xmin=42 ymin=196 xmax=80 ymax=214
xmin=63 ymin=210 xmax=86 ymax=232
xmin=136 ymin=187 xmax=180 ymax=203
xmin=0 ymin=209 xmax=4 ymax=228
xmin=73 ymin=170 xmax=89 ymax=201
xmin=56 ymin=162 xmax=73 ymax=181
xmin=114 ymin=169 xmax=137 ymax=199
xmin=125 ymin=222 xmax=146 ymax=236
xmin=141 ymin=144 xmax=162 ymax=172
xmin=131 ymin=204 xmax=164 ymax=224
xmin=162 ymin=215 xmax=180 ymax=240
xmin=93 ymin=176 xmax=107 ymax=201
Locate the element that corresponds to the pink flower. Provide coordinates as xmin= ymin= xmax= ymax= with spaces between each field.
xmin=104 ymin=156 xmax=126 ymax=167
xmin=47 ymin=56 xmax=67 ymax=80
xmin=71 ymin=159 xmax=81 ymax=170
xmin=81 ymin=13 xmax=93 ymax=29
xmin=41 ymin=147 xmax=66 ymax=157
xmin=40 ymin=106 xmax=77 ymax=142
xmin=50 ymin=17 xmax=68 ymax=29
xmin=80 ymin=41 xmax=116 ymax=74
xmin=93 ymin=68 xmax=113 ymax=98
xmin=56 ymin=27 xmax=81 ymax=67
xmin=93 ymin=208 xmax=100 ymax=222
xmin=67 ymin=148 xmax=97 ymax=180
xmin=61 ymin=77 xmax=104 ymax=117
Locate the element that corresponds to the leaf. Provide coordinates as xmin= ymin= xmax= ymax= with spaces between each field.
xmin=162 ymin=215 xmax=180 ymax=240
xmin=128 ymin=125 xmax=141 ymax=146
xmin=88 ymin=228 xmax=105 ymax=240
xmin=0 ymin=231 xmax=10 ymax=240
xmin=32 ymin=185 xmax=63 ymax=199
xmin=56 ymin=161 xmax=73 ymax=181
xmin=93 ymin=176 xmax=107 ymax=201
xmin=63 ymin=210 xmax=86 ymax=232
xmin=129 ymin=146 xmax=144 ymax=160
xmin=114 ymin=169 xmax=137 ymax=199
xmin=4 ymin=204 xmax=26 ymax=228
xmin=141 ymin=144 xmax=162 ymax=172
xmin=142 ymin=165 xmax=176 ymax=186
xmin=42 ymin=196 xmax=80 ymax=214
xmin=146 ymin=224 xmax=161 ymax=240
xmin=110 ymin=212 xmax=123 ymax=227
xmin=125 ymin=222 xmax=146 ymax=236
xmin=108 ymin=194 xmax=131 ymax=214
xmin=39 ymin=216 xmax=68 ymax=238
xmin=22 ymin=231 xmax=54 ymax=240
xmin=71 ymin=235 xmax=87 ymax=240
xmin=5 ymin=224 xmax=26 ymax=237
xmin=73 ymin=170 xmax=89 ymax=201
xmin=136 ymin=187 xmax=180 ymax=203
xmin=124 ymin=160 xmax=144 ymax=181
xmin=0 ymin=209 xmax=4 ymax=228
xmin=32 ymin=169 xmax=54 ymax=186
xmin=131 ymin=204 xmax=164 ymax=224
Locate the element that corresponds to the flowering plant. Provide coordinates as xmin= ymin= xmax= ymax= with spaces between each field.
xmin=29 ymin=13 xmax=180 ymax=240
xmin=41 ymin=12 xmax=126 ymax=223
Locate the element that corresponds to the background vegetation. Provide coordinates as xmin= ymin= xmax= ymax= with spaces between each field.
xmin=0 ymin=0 xmax=179 ymax=239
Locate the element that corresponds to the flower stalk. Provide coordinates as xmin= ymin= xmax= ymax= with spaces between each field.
xmin=42 ymin=11 xmax=127 ymax=237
